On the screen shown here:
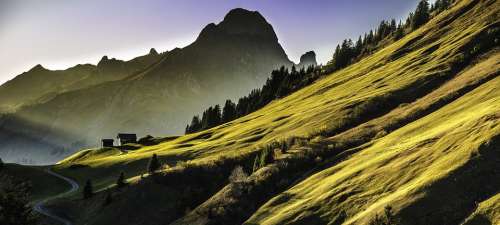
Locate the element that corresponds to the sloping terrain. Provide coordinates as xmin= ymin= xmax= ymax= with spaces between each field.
xmin=0 ymin=164 xmax=70 ymax=203
xmin=245 ymin=71 xmax=499 ymax=225
xmin=0 ymin=50 xmax=163 ymax=164
xmin=0 ymin=8 xmax=293 ymax=164
xmin=48 ymin=0 xmax=499 ymax=224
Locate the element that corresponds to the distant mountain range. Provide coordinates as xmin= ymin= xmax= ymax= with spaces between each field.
xmin=0 ymin=8 xmax=317 ymax=164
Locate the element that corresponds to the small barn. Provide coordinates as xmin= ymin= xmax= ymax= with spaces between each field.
xmin=101 ymin=139 xmax=114 ymax=148
xmin=117 ymin=133 xmax=137 ymax=145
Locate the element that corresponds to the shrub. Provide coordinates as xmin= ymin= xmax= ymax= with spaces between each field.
xmin=116 ymin=172 xmax=126 ymax=188
xmin=148 ymin=154 xmax=161 ymax=174
xmin=369 ymin=206 xmax=400 ymax=225
xmin=138 ymin=135 xmax=155 ymax=145
xmin=103 ymin=189 xmax=112 ymax=206
xmin=82 ymin=179 xmax=93 ymax=199
xmin=0 ymin=174 xmax=37 ymax=225
xmin=229 ymin=166 xmax=248 ymax=183
xmin=252 ymin=156 xmax=260 ymax=173
xmin=259 ymin=148 xmax=274 ymax=168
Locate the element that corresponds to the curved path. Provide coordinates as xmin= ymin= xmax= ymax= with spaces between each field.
xmin=33 ymin=168 xmax=79 ymax=225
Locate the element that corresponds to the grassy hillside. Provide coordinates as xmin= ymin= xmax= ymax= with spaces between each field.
xmin=0 ymin=164 xmax=70 ymax=203
xmin=245 ymin=70 xmax=500 ymax=225
xmin=48 ymin=0 xmax=499 ymax=224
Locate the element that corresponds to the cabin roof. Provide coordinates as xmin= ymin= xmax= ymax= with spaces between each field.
xmin=117 ymin=133 xmax=137 ymax=139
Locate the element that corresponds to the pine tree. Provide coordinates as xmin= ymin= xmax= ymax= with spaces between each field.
xmin=0 ymin=157 xmax=3 ymax=171
xmin=367 ymin=30 xmax=374 ymax=44
xmin=103 ymin=189 xmax=112 ymax=206
xmin=147 ymin=153 xmax=160 ymax=174
xmin=83 ymin=179 xmax=93 ymax=199
xmin=412 ymin=0 xmax=430 ymax=29
xmin=201 ymin=110 xmax=207 ymax=129
xmin=355 ymin=36 xmax=363 ymax=56
xmin=213 ymin=104 xmax=222 ymax=126
xmin=390 ymin=19 xmax=397 ymax=33
xmin=222 ymin=100 xmax=237 ymax=123
xmin=433 ymin=0 xmax=452 ymax=13
xmin=394 ymin=21 xmax=404 ymax=41
xmin=406 ymin=12 xmax=414 ymax=28
xmin=116 ymin=172 xmax=126 ymax=188
xmin=0 ymin=175 xmax=37 ymax=225
xmin=186 ymin=115 xmax=202 ymax=134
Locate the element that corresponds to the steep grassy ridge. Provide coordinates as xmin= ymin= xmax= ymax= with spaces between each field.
xmin=59 ymin=0 xmax=497 ymax=179
xmin=245 ymin=75 xmax=500 ymax=225
xmin=463 ymin=194 xmax=500 ymax=225
xmin=52 ymin=0 xmax=499 ymax=224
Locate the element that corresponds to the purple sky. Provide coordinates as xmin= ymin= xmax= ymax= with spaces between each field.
xmin=0 ymin=0 xmax=423 ymax=85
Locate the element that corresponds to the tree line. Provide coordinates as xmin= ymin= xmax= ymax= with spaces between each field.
xmin=327 ymin=0 xmax=451 ymax=72
xmin=184 ymin=0 xmax=451 ymax=135
xmin=185 ymin=65 xmax=320 ymax=134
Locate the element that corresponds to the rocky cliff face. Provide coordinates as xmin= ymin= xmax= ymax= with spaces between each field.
xmin=298 ymin=51 xmax=317 ymax=69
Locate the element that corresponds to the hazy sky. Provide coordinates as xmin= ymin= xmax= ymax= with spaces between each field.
xmin=0 ymin=0 xmax=422 ymax=85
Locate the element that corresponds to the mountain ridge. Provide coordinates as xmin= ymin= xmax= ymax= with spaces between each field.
xmin=45 ymin=0 xmax=499 ymax=224
xmin=0 ymin=8 xmax=295 ymax=164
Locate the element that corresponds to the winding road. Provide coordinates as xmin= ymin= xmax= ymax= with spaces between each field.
xmin=33 ymin=168 xmax=79 ymax=225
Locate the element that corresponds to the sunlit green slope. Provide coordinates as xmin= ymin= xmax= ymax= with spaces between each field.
xmin=59 ymin=0 xmax=496 ymax=177
xmin=53 ymin=0 xmax=499 ymax=224
xmin=245 ymin=71 xmax=499 ymax=225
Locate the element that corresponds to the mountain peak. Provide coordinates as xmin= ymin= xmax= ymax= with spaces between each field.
xmin=97 ymin=55 xmax=112 ymax=66
xmin=197 ymin=8 xmax=278 ymax=42
xmin=220 ymin=8 xmax=277 ymax=40
xmin=298 ymin=51 xmax=317 ymax=68
xmin=149 ymin=48 xmax=158 ymax=55
xmin=29 ymin=64 xmax=47 ymax=72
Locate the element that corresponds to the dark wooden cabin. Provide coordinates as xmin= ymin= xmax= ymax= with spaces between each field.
xmin=117 ymin=133 xmax=137 ymax=145
xmin=101 ymin=139 xmax=114 ymax=148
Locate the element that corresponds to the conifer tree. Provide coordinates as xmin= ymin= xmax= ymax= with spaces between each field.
xmin=213 ymin=104 xmax=222 ymax=126
xmin=222 ymin=100 xmax=237 ymax=123
xmin=116 ymin=172 xmax=126 ymax=188
xmin=201 ymin=110 xmax=209 ymax=129
xmin=412 ymin=0 xmax=430 ymax=29
xmin=83 ymin=179 xmax=93 ymax=199
xmin=367 ymin=30 xmax=375 ymax=44
xmin=394 ymin=21 xmax=405 ymax=41
xmin=0 ymin=157 xmax=3 ymax=170
xmin=390 ymin=19 xmax=397 ymax=33
xmin=147 ymin=153 xmax=160 ymax=174
xmin=103 ymin=189 xmax=112 ymax=206
xmin=185 ymin=115 xmax=202 ymax=134
xmin=355 ymin=36 xmax=363 ymax=56
xmin=0 ymin=175 xmax=37 ymax=225
xmin=432 ymin=0 xmax=451 ymax=13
